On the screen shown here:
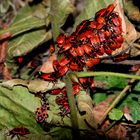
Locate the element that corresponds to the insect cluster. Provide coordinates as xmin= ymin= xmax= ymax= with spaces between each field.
xmin=36 ymin=4 xmax=124 ymax=123
xmin=41 ymin=3 xmax=123 ymax=81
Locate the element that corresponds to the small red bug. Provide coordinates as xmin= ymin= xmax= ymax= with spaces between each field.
xmin=55 ymin=95 xmax=68 ymax=106
xmin=82 ymin=44 xmax=93 ymax=56
xmin=72 ymin=82 xmax=80 ymax=95
xmin=69 ymin=61 xmax=83 ymax=71
xmin=90 ymin=35 xmax=100 ymax=46
xmin=40 ymin=72 xmax=56 ymax=81
xmin=53 ymin=60 xmax=60 ymax=71
xmin=112 ymin=54 xmax=129 ymax=62
xmin=75 ymin=20 xmax=90 ymax=34
xmin=59 ymin=43 xmax=72 ymax=53
xmin=95 ymin=8 xmax=106 ymax=18
xmin=89 ymin=21 xmax=97 ymax=29
xmin=112 ymin=26 xmax=122 ymax=35
xmin=17 ymin=57 xmax=23 ymax=64
xmin=8 ymin=127 xmax=30 ymax=139
xmin=78 ymin=77 xmax=94 ymax=89
xmin=49 ymin=44 xmax=55 ymax=54
xmin=106 ymin=4 xmax=115 ymax=16
xmin=77 ymin=33 xmax=87 ymax=43
xmin=75 ymin=46 xmax=85 ymax=57
xmin=104 ymin=45 xmax=112 ymax=55
xmin=111 ymin=14 xmax=121 ymax=27
xmin=59 ymin=56 xmax=71 ymax=66
xmin=56 ymin=33 xmax=66 ymax=47
xmin=98 ymin=30 xmax=106 ymax=42
xmin=109 ymin=41 xmax=118 ymax=50
xmin=57 ymin=65 xmax=69 ymax=77
xmin=97 ymin=45 xmax=105 ymax=56
xmin=69 ymin=47 xmax=77 ymax=57
xmin=78 ymin=77 xmax=90 ymax=89
xmin=59 ymin=105 xmax=70 ymax=118
xmin=85 ymin=57 xmax=100 ymax=68
xmin=96 ymin=16 xmax=105 ymax=25
xmin=36 ymin=102 xmax=48 ymax=123
xmin=83 ymin=30 xmax=93 ymax=38
xmin=115 ymin=35 xmax=124 ymax=44
xmin=49 ymin=88 xmax=61 ymax=95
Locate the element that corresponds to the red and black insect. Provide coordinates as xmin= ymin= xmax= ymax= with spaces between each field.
xmin=55 ymin=95 xmax=70 ymax=119
xmin=112 ymin=53 xmax=129 ymax=62
xmin=36 ymin=102 xmax=49 ymax=123
xmin=75 ymin=19 xmax=90 ymax=35
xmin=56 ymin=33 xmax=66 ymax=47
xmin=49 ymin=88 xmax=62 ymax=95
xmin=40 ymin=72 xmax=56 ymax=81
xmin=49 ymin=43 xmax=55 ymax=54
xmin=8 ymin=127 xmax=30 ymax=139
xmin=59 ymin=105 xmax=70 ymax=118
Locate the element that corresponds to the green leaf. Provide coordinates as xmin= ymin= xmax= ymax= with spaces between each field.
xmin=0 ymin=5 xmax=48 ymax=37
xmin=73 ymin=0 xmax=114 ymax=31
xmin=118 ymin=90 xmax=140 ymax=123
xmin=49 ymin=127 xmax=72 ymax=140
xmin=1 ymin=79 xmax=65 ymax=93
xmin=50 ymin=0 xmax=75 ymax=39
xmin=0 ymin=85 xmax=43 ymax=134
xmin=93 ymin=93 xmax=107 ymax=104
xmin=8 ymin=29 xmax=52 ymax=57
xmin=108 ymin=108 xmax=123 ymax=121
xmin=94 ymin=76 xmax=127 ymax=89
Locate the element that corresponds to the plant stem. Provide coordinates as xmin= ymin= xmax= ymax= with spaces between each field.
xmin=98 ymin=69 xmax=140 ymax=125
xmin=64 ymin=74 xmax=79 ymax=139
xmin=74 ymin=71 xmax=140 ymax=80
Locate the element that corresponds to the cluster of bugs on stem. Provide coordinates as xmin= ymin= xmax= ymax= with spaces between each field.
xmin=35 ymin=3 xmax=124 ymax=122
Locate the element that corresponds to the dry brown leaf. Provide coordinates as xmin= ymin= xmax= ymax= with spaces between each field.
xmin=112 ymin=1 xmax=138 ymax=55
xmin=2 ymin=66 xmax=12 ymax=80
xmin=39 ymin=54 xmax=57 ymax=73
xmin=124 ymin=0 xmax=140 ymax=23
xmin=76 ymin=91 xmax=97 ymax=128
xmin=0 ymin=41 xmax=8 ymax=63
xmin=124 ymin=17 xmax=138 ymax=43
xmin=92 ymin=95 xmax=115 ymax=123
xmin=107 ymin=124 xmax=127 ymax=140
xmin=122 ymin=106 xmax=133 ymax=121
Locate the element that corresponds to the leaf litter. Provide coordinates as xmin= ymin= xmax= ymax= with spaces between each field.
xmin=0 ymin=0 xmax=140 ymax=140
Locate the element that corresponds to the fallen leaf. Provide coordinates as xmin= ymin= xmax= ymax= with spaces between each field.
xmin=2 ymin=66 xmax=12 ymax=80
xmin=92 ymin=95 xmax=115 ymax=124
xmin=122 ymin=106 xmax=133 ymax=121
xmin=76 ymin=91 xmax=97 ymax=128
xmin=40 ymin=54 xmax=57 ymax=73
xmin=124 ymin=17 xmax=138 ymax=43
xmin=124 ymin=0 xmax=140 ymax=23
xmin=1 ymin=79 xmax=65 ymax=93
xmin=107 ymin=123 xmax=127 ymax=140
xmin=0 ymin=41 xmax=8 ymax=63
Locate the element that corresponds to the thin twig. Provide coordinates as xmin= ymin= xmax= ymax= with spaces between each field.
xmin=102 ymin=60 xmax=140 ymax=65
xmin=75 ymin=71 xmax=140 ymax=80
xmin=98 ymin=69 xmax=140 ymax=125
